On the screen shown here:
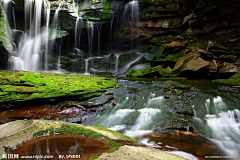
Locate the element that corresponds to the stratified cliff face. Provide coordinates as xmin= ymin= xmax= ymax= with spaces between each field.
xmin=122 ymin=0 xmax=240 ymax=79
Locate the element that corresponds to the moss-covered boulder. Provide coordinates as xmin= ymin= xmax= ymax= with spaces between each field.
xmin=213 ymin=72 xmax=240 ymax=85
xmin=0 ymin=70 xmax=117 ymax=108
xmin=126 ymin=65 xmax=179 ymax=78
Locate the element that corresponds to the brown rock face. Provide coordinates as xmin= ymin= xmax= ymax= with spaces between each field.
xmin=173 ymin=52 xmax=197 ymax=71
xmin=184 ymin=57 xmax=210 ymax=71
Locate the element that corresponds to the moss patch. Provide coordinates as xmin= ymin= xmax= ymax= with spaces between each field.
xmin=213 ymin=73 xmax=240 ymax=85
xmin=0 ymin=70 xmax=117 ymax=107
xmin=126 ymin=66 xmax=160 ymax=77
xmin=33 ymin=124 xmax=121 ymax=159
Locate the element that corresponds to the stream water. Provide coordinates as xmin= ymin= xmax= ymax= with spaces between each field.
xmin=1 ymin=78 xmax=240 ymax=159
xmin=83 ymin=78 xmax=240 ymax=160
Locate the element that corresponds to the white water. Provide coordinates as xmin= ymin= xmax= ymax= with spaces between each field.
xmin=194 ymin=96 xmax=240 ymax=157
xmin=8 ymin=0 xmax=53 ymax=71
xmin=74 ymin=17 xmax=83 ymax=49
xmin=124 ymin=108 xmax=161 ymax=139
xmin=114 ymin=54 xmax=119 ymax=74
xmin=87 ymin=21 xmax=94 ymax=54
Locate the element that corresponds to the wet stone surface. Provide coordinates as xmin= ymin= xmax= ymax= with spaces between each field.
xmin=8 ymin=134 xmax=111 ymax=160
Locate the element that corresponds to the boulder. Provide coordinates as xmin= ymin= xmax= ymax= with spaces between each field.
xmin=173 ymin=52 xmax=198 ymax=71
xmin=218 ymin=62 xmax=240 ymax=74
xmin=184 ymin=57 xmax=210 ymax=71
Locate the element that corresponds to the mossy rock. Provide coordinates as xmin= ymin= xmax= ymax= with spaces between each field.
xmin=187 ymin=39 xmax=209 ymax=49
xmin=126 ymin=66 xmax=161 ymax=78
xmin=0 ymin=70 xmax=117 ymax=108
xmin=213 ymin=72 xmax=240 ymax=85
xmin=0 ymin=120 xmax=187 ymax=160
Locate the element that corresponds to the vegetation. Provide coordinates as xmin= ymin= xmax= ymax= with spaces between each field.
xmin=213 ymin=73 xmax=240 ymax=85
xmin=33 ymin=124 xmax=121 ymax=159
xmin=0 ymin=70 xmax=117 ymax=107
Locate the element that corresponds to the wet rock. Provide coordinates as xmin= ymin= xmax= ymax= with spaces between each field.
xmin=142 ymin=132 xmax=225 ymax=160
xmin=184 ymin=57 xmax=210 ymax=71
xmin=78 ymin=94 xmax=114 ymax=108
xmin=162 ymin=41 xmax=188 ymax=47
xmin=173 ymin=52 xmax=199 ymax=71
xmin=132 ymin=64 xmax=151 ymax=70
xmin=63 ymin=117 xmax=82 ymax=123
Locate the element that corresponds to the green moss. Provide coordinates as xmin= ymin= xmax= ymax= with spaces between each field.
xmin=103 ymin=1 xmax=111 ymax=10
xmin=153 ymin=36 xmax=175 ymax=45
xmin=126 ymin=66 xmax=160 ymax=77
xmin=230 ymin=73 xmax=240 ymax=79
xmin=0 ymin=71 xmax=117 ymax=107
xmin=158 ymin=66 xmax=179 ymax=77
xmin=213 ymin=73 xmax=240 ymax=85
xmin=93 ymin=126 xmax=139 ymax=142
xmin=174 ymin=89 xmax=183 ymax=93
xmin=139 ymin=0 xmax=153 ymax=4
xmin=187 ymin=39 xmax=208 ymax=49
xmin=33 ymin=124 xmax=121 ymax=159
xmin=213 ymin=79 xmax=240 ymax=85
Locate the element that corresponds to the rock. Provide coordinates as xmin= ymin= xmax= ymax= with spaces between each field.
xmin=132 ymin=64 xmax=151 ymax=70
xmin=184 ymin=57 xmax=210 ymax=71
xmin=78 ymin=94 xmax=114 ymax=108
xmin=218 ymin=62 xmax=240 ymax=74
xmin=207 ymin=41 xmax=232 ymax=55
xmin=162 ymin=41 xmax=188 ymax=47
xmin=173 ymin=52 xmax=198 ymax=71
xmin=0 ymin=120 xmax=187 ymax=160
xmin=0 ymin=71 xmax=117 ymax=108
xmin=0 ymin=3 xmax=13 ymax=53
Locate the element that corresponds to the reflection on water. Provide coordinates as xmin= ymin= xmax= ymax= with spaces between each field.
xmin=9 ymin=134 xmax=110 ymax=159
xmin=85 ymin=79 xmax=240 ymax=159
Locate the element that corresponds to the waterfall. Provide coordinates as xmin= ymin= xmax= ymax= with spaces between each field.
xmin=87 ymin=20 xmax=94 ymax=54
xmin=97 ymin=24 xmax=102 ymax=54
xmin=114 ymin=54 xmax=119 ymax=74
xmin=74 ymin=17 xmax=83 ymax=49
xmin=7 ymin=0 xmax=52 ymax=71
xmin=52 ymin=1 xmax=65 ymax=73
xmin=43 ymin=0 xmax=51 ymax=71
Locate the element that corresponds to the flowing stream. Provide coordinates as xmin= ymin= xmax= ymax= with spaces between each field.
xmin=84 ymin=79 xmax=240 ymax=159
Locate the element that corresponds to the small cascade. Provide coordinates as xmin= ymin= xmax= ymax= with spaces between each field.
xmin=74 ymin=17 xmax=83 ymax=49
xmin=52 ymin=2 xmax=65 ymax=72
xmin=84 ymin=58 xmax=91 ymax=75
xmin=11 ymin=6 xmax=16 ymax=29
xmin=43 ymin=0 xmax=51 ymax=71
xmin=129 ymin=0 xmax=139 ymax=30
xmin=205 ymin=109 xmax=240 ymax=156
xmin=114 ymin=54 xmax=119 ymax=74
xmin=96 ymin=24 xmax=102 ymax=54
xmin=87 ymin=21 xmax=95 ymax=54
xmin=192 ymin=96 xmax=240 ymax=157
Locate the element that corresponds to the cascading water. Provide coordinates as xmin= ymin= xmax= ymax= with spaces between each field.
xmin=8 ymin=0 xmax=51 ymax=72
xmin=193 ymin=96 xmax=240 ymax=157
